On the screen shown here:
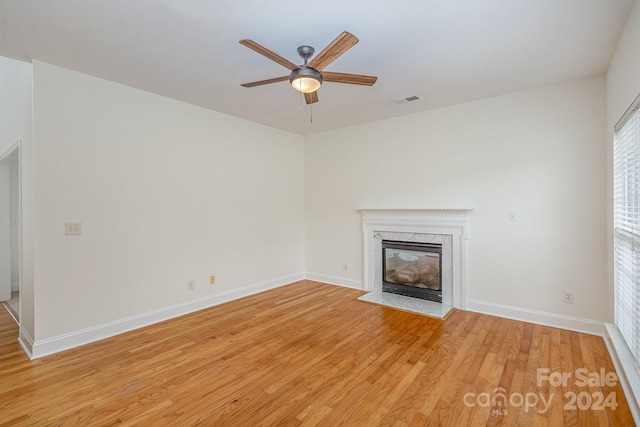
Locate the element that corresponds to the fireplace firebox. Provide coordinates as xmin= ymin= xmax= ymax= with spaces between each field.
xmin=382 ymin=240 xmax=442 ymax=303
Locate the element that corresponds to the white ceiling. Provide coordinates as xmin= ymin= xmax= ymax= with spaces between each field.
xmin=0 ymin=0 xmax=634 ymax=135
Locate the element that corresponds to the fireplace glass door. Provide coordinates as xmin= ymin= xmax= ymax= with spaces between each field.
xmin=382 ymin=240 xmax=442 ymax=302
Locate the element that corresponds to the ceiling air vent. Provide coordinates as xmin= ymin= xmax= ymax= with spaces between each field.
xmin=395 ymin=95 xmax=421 ymax=104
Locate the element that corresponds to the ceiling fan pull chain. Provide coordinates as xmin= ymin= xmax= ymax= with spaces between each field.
xmin=310 ymin=103 xmax=313 ymax=124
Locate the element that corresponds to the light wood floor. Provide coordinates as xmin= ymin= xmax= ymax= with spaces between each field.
xmin=0 ymin=281 xmax=634 ymax=426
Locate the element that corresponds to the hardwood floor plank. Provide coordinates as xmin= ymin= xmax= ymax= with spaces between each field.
xmin=0 ymin=281 xmax=635 ymax=426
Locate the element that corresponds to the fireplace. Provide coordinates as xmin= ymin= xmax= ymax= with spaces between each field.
xmin=382 ymin=240 xmax=442 ymax=302
xmin=357 ymin=208 xmax=471 ymax=318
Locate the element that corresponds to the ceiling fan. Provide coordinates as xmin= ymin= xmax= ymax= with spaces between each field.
xmin=240 ymin=31 xmax=377 ymax=104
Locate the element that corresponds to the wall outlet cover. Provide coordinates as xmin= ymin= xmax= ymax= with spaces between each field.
xmin=65 ymin=222 xmax=82 ymax=235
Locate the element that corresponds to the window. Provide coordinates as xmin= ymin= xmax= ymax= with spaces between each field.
xmin=614 ymin=93 xmax=640 ymax=373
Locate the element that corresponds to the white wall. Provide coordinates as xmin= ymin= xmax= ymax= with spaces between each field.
xmin=606 ymin=0 xmax=640 ymax=322
xmin=607 ymin=0 xmax=640 ymax=123
xmin=32 ymin=61 xmax=305 ymax=341
xmin=0 ymin=56 xmax=34 ymax=340
xmin=305 ymin=76 xmax=608 ymax=322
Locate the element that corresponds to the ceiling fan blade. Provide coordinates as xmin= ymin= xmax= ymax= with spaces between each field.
xmin=322 ymin=71 xmax=377 ymax=86
xmin=239 ymin=39 xmax=298 ymax=70
xmin=308 ymin=31 xmax=359 ymax=71
xmin=305 ymin=91 xmax=319 ymax=104
xmin=241 ymin=76 xmax=289 ymax=88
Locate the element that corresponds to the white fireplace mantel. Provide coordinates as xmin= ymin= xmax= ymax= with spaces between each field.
xmin=358 ymin=208 xmax=473 ymax=234
xmin=358 ymin=208 xmax=472 ymax=315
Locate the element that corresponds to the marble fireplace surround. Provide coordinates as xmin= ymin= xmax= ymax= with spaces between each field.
xmin=357 ymin=209 xmax=472 ymax=318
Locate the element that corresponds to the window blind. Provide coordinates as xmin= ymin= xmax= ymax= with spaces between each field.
xmin=614 ymin=93 xmax=640 ymax=374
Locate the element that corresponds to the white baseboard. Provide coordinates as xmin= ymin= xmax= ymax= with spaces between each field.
xmin=22 ymin=277 xmax=615 ymax=360
xmin=466 ymin=299 xmax=606 ymax=336
xmin=603 ymin=323 xmax=640 ymax=424
xmin=18 ymin=326 xmax=34 ymax=359
xmin=30 ymin=273 xmax=305 ymax=359
xmin=305 ymin=272 xmax=363 ymax=290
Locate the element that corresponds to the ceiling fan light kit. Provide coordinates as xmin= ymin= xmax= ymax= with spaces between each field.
xmin=289 ymin=45 xmax=322 ymax=93
xmin=290 ymin=67 xmax=323 ymax=93
xmin=240 ymin=31 xmax=377 ymax=105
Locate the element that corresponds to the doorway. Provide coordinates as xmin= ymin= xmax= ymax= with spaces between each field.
xmin=0 ymin=143 xmax=19 ymax=324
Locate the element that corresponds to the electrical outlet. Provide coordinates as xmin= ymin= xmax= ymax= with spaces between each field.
xmin=510 ymin=211 xmax=518 ymax=222
xmin=188 ymin=280 xmax=195 ymax=291
xmin=210 ymin=275 xmax=216 ymax=285
xmin=563 ymin=291 xmax=574 ymax=304
xmin=343 ymin=262 xmax=348 ymax=271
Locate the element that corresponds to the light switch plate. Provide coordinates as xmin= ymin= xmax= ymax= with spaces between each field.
xmin=65 ymin=222 xmax=82 ymax=235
